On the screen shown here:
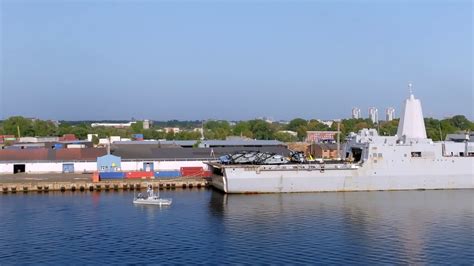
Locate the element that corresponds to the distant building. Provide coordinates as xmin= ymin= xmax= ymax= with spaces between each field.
xmin=143 ymin=120 xmax=150 ymax=130
xmin=352 ymin=108 xmax=361 ymax=119
xmin=307 ymin=143 xmax=339 ymax=159
xmin=386 ymin=107 xmax=395 ymax=121
xmin=278 ymin=130 xmax=298 ymax=137
xmin=97 ymin=154 xmax=122 ymax=172
xmin=306 ymin=131 xmax=338 ymax=143
xmin=317 ymin=119 xmax=334 ymax=128
xmin=91 ymin=122 xmax=136 ymax=128
xmin=163 ymin=127 xmax=180 ymax=134
xmin=368 ymin=107 xmax=378 ymax=124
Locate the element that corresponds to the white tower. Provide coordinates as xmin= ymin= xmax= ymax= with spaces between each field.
xmin=352 ymin=108 xmax=361 ymax=119
xmin=386 ymin=107 xmax=395 ymax=121
xmin=368 ymin=107 xmax=378 ymax=124
xmin=396 ymin=85 xmax=427 ymax=139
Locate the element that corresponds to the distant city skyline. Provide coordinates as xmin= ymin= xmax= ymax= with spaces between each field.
xmin=1 ymin=1 xmax=472 ymax=121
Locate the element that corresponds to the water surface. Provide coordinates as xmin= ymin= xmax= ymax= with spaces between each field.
xmin=0 ymin=189 xmax=472 ymax=264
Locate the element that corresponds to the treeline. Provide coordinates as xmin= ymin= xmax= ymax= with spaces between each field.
xmin=0 ymin=115 xmax=472 ymax=142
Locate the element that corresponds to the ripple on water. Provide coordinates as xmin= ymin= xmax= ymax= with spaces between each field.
xmin=0 ymin=190 xmax=473 ymax=264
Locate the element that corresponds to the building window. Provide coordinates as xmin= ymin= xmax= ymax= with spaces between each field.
xmin=411 ymin=152 xmax=422 ymax=157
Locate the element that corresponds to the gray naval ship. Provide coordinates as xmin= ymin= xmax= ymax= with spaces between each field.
xmin=208 ymin=92 xmax=474 ymax=193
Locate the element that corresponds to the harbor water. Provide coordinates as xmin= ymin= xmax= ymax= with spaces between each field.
xmin=0 ymin=189 xmax=472 ymax=264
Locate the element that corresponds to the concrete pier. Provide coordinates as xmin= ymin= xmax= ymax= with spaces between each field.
xmin=0 ymin=173 xmax=210 ymax=194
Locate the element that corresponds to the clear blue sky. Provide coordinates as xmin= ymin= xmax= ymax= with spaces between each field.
xmin=1 ymin=0 xmax=472 ymax=121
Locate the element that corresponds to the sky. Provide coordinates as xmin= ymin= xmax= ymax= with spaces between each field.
xmin=0 ymin=0 xmax=472 ymax=121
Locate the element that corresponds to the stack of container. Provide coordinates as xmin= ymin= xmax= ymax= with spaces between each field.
xmin=132 ymin=134 xmax=144 ymax=141
xmin=125 ymin=171 xmax=154 ymax=179
xmin=99 ymin=172 xmax=125 ymax=180
xmin=180 ymin=167 xmax=212 ymax=178
xmin=154 ymin=170 xmax=181 ymax=179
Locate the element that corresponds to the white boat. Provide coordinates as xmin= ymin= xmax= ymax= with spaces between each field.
xmin=133 ymin=185 xmax=172 ymax=206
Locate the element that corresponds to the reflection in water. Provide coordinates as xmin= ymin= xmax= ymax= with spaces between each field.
xmin=0 ymin=190 xmax=472 ymax=264
xmin=209 ymin=190 xmax=474 ymax=264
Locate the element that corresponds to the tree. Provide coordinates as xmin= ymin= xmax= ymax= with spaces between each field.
xmin=274 ymin=132 xmax=298 ymax=142
xmin=204 ymin=120 xmax=231 ymax=140
xmin=307 ymin=120 xmax=330 ymax=131
xmin=131 ymin=121 xmax=144 ymax=133
xmin=32 ymin=120 xmax=57 ymax=136
xmin=233 ymin=121 xmax=253 ymax=138
xmin=2 ymin=116 xmax=34 ymax=137
xmin=449 ymin=115 xmax=472 ymax=130
xmin=248 ymin=119 xmax=276 ymax=140
xmin=91 ymin=135 xmax=100 ymax=145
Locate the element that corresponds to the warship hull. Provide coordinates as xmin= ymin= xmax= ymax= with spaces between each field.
xmin=210 ymin=159 xmax=474 ymax=193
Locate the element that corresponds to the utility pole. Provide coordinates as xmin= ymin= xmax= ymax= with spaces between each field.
xmin=17 ymin=125 xmax=21 ymax=138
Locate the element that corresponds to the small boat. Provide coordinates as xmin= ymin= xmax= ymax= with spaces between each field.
xmin=133 ymin=185 xmax=172 ymax=206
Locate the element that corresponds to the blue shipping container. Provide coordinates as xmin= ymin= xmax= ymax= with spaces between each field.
xmin=100 ymin=172 xmax=125 ymax=179
xmin=54 ymin=144 xmax=63 ymax=149
xmin=154 ymin=171 xmax=181 ymax=178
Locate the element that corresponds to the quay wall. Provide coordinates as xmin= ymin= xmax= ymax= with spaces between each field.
xmin=0 ymin=179 xmax=211 ymax=193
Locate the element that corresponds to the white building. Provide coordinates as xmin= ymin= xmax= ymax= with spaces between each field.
xmin=91 ymin=122 xmax=136 ymax=128
xmin=143 ymin=120 xmax=150 ymax=130
xmin=351 ymin=108 xmax=361 ymax=119
xmin=368 ymin=107 xmax=378 ymax=124
xmin=386 ymin=107 xmax=395 ymax=121
xmin=163 ymin=127 xmax=180 ymax=134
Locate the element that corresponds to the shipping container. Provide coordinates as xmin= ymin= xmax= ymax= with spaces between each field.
xmin=92 ymin=172 xmax=100 ymax=182
xmin=180 ymin=166 xmax=205 ymax=177
xmin=67 ymin=144 xmax=86 ymax=149
xmin=54 ymin=144 xmax=64 ymax=149
xmin=125 ymin=171 xmax=154 ymax=179
xmin=182 ymin=170 xmax=212 ymax=178
xmin=99 ymin=172 xmax=125 ymax=179
xmin=154 ymin=170 xmax=181 ymax=178
xmin=133 ymin=134 xmax=144 ymax=139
